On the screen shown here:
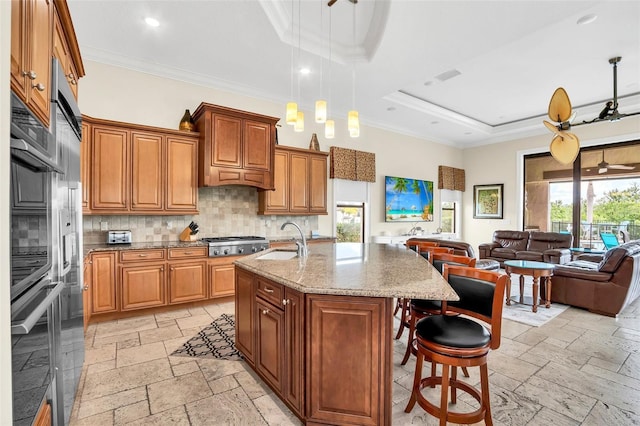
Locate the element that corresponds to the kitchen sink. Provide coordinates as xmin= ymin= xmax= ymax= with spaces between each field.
xmin=256 ymin=251 xmax=298 ymax=260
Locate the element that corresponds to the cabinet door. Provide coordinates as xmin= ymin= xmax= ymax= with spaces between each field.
xmin=34 ymin=399 xmax=52 ymax=426
xmin=166 ymin=136 xmax=198 ymax=211
xmin=243 ymin=120 xmax=271 ymax=171
xmin=91 ymin=252 xmax=117 ymax=313
xmin=91 ymin=126 xmax=128 ymax=210
xmin=209 ymin=257 xmax=239 ymax=298
xmin=82 ymin=257 xmax=92 ymax=331
xmin=80 ymin=121 xmax=90 ymax=211
xmin=284 ymin=288 xmax=304 ymax=416
xmin=121 ymin=264 xmax=166 ymax=310
xmin=168 ymin=261 xmax=207 ymax=303
xmin=28 ymin=0 xmax=52 ymax=127
xmin=260 ymin=149 xmax=288 ymax=213
xmin=10 ymin=0 xmax=28 ymax=97
xmin=235 ymin=268 xmax=255 ymax=363
xmin=309 ymin=154 xmax=327 ymax=214
xmin=289 ymin=153 xmax=309 ymax=213
xmin=131 ymin=132 xmax=163 ymax=211
xmin=212 ymin=114 xmax=242 ymax=168
xmin=256 ymin=299 xmax=284 ymax=393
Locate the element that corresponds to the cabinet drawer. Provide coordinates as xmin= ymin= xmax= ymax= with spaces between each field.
xmin=168 ymin=247 xmax=208 ymax=259
xmin=256 ymin=278 xmax=283 ymax=307
xmin=120 ymin=249 xmax=165 ymax=262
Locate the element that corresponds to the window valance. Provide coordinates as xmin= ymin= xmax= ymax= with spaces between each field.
xmin=438 ymin=165 xmax=465 ymax=191
xmin=329 ymin=147 xmax=376 ymax=183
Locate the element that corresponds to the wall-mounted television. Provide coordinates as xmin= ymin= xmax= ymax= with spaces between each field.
xmin=385 ymin=176 xmax=434 ymax=222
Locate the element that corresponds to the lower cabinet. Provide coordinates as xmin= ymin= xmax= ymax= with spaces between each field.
xmin=121 ymin=263 xmax=166 ymax=310
xmin=34 ymin=399 xmax=52 ymax=426
xmin=168 ymin=260 xmax=207 ymax=304
xmin=209 ymin=256 xmax=240 ymax=298
xmin=90 ymin=252 xmax=117 ymax=314
xmin=82 ymin=256 xmax=92 ymax=331
xmin=234 ymin=266 xmax=391 ymax=425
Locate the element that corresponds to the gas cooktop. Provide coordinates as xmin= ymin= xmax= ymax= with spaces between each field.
xmin=201 ymin=236 xmax=269 ymax=257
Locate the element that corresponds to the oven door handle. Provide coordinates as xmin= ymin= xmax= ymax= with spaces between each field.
xmin=11 ymin=281 xmax=64 ymax=335
xmin=10 ymin=137 xmax=64 ymax=173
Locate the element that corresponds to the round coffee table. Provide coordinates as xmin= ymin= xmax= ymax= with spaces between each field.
xmin=503 ymin=260 xmax=555 ymax=313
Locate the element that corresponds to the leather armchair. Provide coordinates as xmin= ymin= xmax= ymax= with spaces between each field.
xmin=549 ymin=240 xmax=640 ymax=316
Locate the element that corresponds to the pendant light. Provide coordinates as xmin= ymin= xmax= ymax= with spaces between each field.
xmin=324 ymin=2 xmax=334 ymax=138
xmin=347 ymin=1 xmax=359 ymax=138
xmin=285 ymin=0 xmax=297 ymax=125
xmin=315 ymin=0 xmax=327 ymax=123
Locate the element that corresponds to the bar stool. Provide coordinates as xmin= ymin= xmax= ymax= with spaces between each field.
xmin=394 ymin=240 xmax=445 ymax=340
xmin=405 ymin=264 xmax=509 ymax=426
xmin=401 ymin=253 xmax=476 ymax=365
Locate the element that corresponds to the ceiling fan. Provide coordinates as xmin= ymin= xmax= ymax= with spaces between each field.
xmin=597 ymin=150 xmax=636 ymax=174
xmin=544 ymin=57 xmax=640 ymax=165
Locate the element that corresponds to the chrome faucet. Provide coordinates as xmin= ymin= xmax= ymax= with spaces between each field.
xmin=281 ymin=221 xmax=308 ymax=257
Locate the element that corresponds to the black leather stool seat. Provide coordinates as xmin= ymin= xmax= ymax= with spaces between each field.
xmin=410 ymin=299 xmax=441 ymax=311
xmin=416 ymin=315 xmax=490 ymax=349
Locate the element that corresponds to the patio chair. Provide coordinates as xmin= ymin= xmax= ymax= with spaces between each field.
xmin=600 ymin=232 xmax=620 ymax=250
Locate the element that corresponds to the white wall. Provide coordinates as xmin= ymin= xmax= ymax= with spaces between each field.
xmin=78 ymin=61 xmax=464 ymax=239
xmin=1 ymin=2 xmax=14 ymax=424
xmin=462 ymin=118 xmax=640 ymax=253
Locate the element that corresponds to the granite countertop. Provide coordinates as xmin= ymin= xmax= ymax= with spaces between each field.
xmin=83 ymin=240 xmax=206 ymax=257
xmin=234 ymin=243 xmax=459 ymax=300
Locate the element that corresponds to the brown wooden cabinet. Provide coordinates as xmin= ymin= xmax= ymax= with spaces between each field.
xmin=82 ymin=256 xmax=92 ymax=331
xmin=256 ymin=298 xmax=285 ymax=393
xmin=51 ymin=0 xmax=84 ymax=99
xmin=192 ymin=103 xmax=279 ymax=189
xmin=209 ymin=256 xmax=240 ymax=299
xmin=234 ymin=268 xmax=256 ymax=364
xmin=83 ymin=116 xmax=199 ymax=215
xmin=34 ymin=398 xmax=52 ymax=426
xmin=283 ymin=287 xmax=303 ymax=416
xmin=80 ymin=121 xmax=90 ymax=212
xmin=11 ymin=0 xmax=52 ymax=128
xmin=120 ymin=263 xmax=166 ymax=311
xmin=257 ymin=146 xmax=328 ymax=215
xmin=90 ymin=252 xmax=117 ymax=314
xmin=168 ymin=260 xmax=207 ymax=304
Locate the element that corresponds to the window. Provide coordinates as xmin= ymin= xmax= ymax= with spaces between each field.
xmin=336 ymin=203 xmax=364 ymax=242
xmin=441 ymin=201 xmax=456 ymax=233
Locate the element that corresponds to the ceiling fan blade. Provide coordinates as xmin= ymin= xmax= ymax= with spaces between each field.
xmin=607 ymin=164 xmax=635 ymax=170
xmin=548 ymin=87 xmax=573 ymax=123
xmin=543 ymin=120 xmax=559 ymax=134
xmin=549 ymin=132 xmax=580 ymax=165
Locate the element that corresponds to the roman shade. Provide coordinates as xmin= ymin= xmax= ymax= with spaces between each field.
xmin=438 ymin=166 xmax=465 ymax=191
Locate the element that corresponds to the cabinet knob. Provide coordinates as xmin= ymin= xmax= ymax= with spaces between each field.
xmin=282 ymin=299 xmax=290 ymax=306
xmin=264 ymin=287 xmax=274 ymax=293
xmin=23 ymin=70 xmax=36 ymax=80
xmin=184 ymin=251 xmax=192 ymax=255
xmin=170 ymin=267 xmax=175 ymax=271
xmin=138 ymin=254 xmax=147 ymax=257
xmin=262 ymin=309 xmax=270 ymax=315
xmin=32 ymin=83 xmax=45 ymax=91
xmin=83 ymin=285 xmax=89 ymax=291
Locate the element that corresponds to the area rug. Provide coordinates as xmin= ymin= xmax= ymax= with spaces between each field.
xmin=171 ymin=313 xmax=242 ymax=361
xmin=502 ymin=274 xmax=569 ymax=327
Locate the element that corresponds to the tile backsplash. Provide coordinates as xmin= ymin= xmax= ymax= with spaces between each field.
xmin=82 ymin=186 xmax=320 ymax=245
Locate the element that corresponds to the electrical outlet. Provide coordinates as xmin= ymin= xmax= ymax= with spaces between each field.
xmin=304 ymin=219 xmax=309 ymax=226
xmin=100 ymin=221 xmax=108 ymax=231
xmin=265 ymin=220 xmax=271 ymax=228
xmin=167 ymin=221 xmax=173 ymax=230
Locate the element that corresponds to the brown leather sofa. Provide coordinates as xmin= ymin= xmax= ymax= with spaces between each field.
xmin=547 ymin=240 xmax=640 ymax=316
xmin=406 ymin=238 xmax=475 ymax=257
xmin=478 ymin=230 xmax=572 ymax=266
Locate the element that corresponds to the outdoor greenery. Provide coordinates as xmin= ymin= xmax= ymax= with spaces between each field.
xmin=550 ymin=183 xmax=640 ymax=223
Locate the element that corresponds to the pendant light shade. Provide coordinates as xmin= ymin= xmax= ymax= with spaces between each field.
xmin=315 ymin=100 xmax=327 ymax=123
xmin=348 ymin=110 xmax=359 ymax=131
xmin=286 ymin=102 xmax=298 ymax=125
xmin=325 ymin=119 xmax=335 ymax=139
xmin=294 ymin=111 xmax=305 ymax=132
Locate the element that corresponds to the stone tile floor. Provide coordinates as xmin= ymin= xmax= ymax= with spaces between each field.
xmin=70 ymin=297 xmax=640 ymax=425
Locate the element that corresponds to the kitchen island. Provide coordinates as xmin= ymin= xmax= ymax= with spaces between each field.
xmin=234 ymin=243 xmax=458 ymax=426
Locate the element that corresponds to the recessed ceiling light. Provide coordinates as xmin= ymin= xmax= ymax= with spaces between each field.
xmin=431 ymin=121 xmax=439 ymax=125
xmin=423 ymin=81 xmax=433 ymax=86
xmin=387 ymin=107 xmax=396 ymax=111
xmin=577 ymin=14 xmax=597 ymax=25
xmin=300 ymin=68 xmax=310 ymax=75
xmin=464 ymin=131 xmax=472 ymax=135
xmin=145 ymin=17 xmax=160 ymax=27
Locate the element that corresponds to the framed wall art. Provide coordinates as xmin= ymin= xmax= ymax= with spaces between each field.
xmin=473 ymin=184 xmax=503 ymax=219
xmin=385 ymin=176 xmax=434 ymax=222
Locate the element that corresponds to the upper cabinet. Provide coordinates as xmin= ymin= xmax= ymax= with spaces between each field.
xmin=52 ymin=0 xmax=85 ymax=100
xmin=192 ymin=103 xmax=279 ymax=190
xmin=258 ymin=146 xmax=328 ymax=216
xmin=11 ymin=0 xmax=85 ymax=128
xmin=11 ymin=0 xmax=53 ymax=127
xmin=83 ymin=116 xmax=199 ymax=215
